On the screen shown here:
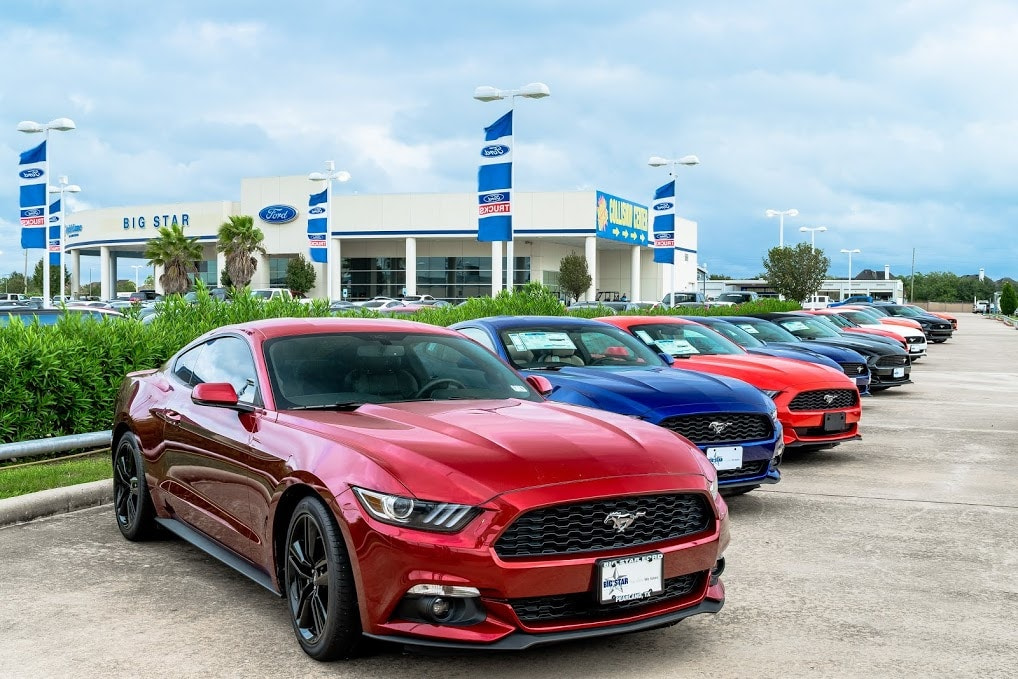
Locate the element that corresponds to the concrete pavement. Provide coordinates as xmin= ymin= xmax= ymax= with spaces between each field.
xmin=1 ymin=313 xmax=1016 ymax=678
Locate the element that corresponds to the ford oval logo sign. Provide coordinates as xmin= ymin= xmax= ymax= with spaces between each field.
xmin=258 ymin=205 xmax=298 ymax=224
xmin=24 ymin=208 xmax=43 ymax=217
xmin=653 ymin=202 xmax=674 ymax=211
xmin=308 ymin=206 xmax=326 ymax=215
xmin=19 ymin=168 xmax=44 ymax=179
xmin=481 ymin=144 xmax=510 ymax=157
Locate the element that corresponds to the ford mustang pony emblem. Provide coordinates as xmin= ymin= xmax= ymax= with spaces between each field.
xmin=604 ymin=510 xmax=646 ymax=533
xmin=824 ymin=394 xmax=836 ymax=404
xmin=708 ymin=421 xmax=732 ymax=434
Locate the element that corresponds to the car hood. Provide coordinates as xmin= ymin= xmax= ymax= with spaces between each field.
xmin=283 ymin=399 xmax=705 ymax=504
xmin=525 ymin=365 xmax=772 ymax=418
xmin=765 ymin=341 xmax=869 ymax=364
xmin=671 ymin=354 xmax=848 ymax=390
xmin=789 ymin=335 xmax=902 ymax=357
xmin=745 ymin=346 xmax=843 ymax=371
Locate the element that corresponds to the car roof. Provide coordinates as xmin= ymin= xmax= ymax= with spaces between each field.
xmin=202 ymin=316 xmax=461 ymax=342
xmin=454 ymin=315 xmax=607 ymax=330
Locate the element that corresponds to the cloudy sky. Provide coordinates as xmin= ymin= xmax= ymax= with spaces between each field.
xmin=2 ymin=0 xmax=1016 ymax=284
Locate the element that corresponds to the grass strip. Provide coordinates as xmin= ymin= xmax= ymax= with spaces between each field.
xmin=0 ymin=452 xmax=112 ymax=499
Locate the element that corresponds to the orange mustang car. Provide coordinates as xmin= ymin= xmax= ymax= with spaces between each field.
xmin=600 ymin=316 xmax=862 ymax=451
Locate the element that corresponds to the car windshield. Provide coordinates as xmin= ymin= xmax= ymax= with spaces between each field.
xmin=252 ymin=290 xmax=274 ymax=299
xmin=0 ymin=309 xmax=120 ymax=327
xmin=626 ymin=323 xmax=744 ymax=357
xmin=822 ymin=313 xmax=857 ymax=328
xmin=716 ymin=293 xmax=750 ymax=303
xmin=889 ymin=305 xmax=923 ymax=318
xmin=841 ymin=310 xmax=879 ymax=324
xmin=699 ymin=321 xmax=766 ymax=348
xmin=496 ymin=324 xmax=663 ymax=369
xmin=731 ymin=319 xmax=800 ymax=343
xmin=263 ymin=331 xmax=539 ymax=409
xmin=668 ymin=293 xmax=700 ymax=303
xmin=772 ymin=316 xmax=841 ymax=339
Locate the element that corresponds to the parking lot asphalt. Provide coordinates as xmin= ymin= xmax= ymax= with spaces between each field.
xmin=1 ymin=314 xmax=1016 ymax=678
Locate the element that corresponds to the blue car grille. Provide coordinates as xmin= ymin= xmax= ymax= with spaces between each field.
xmin=509 ymin=572 xmax=704 ymax=623
xmin=838 ymin=362 xmax=868 ymax=377
xmin=716 ymin=459 xmax=768 ymax=481
xmin=494 ymin=494 xmax=712 ymax=558
xmin=788 ymin=389 xmax=859 ymax=411
xmin=657 ymin=413 xmax=773 ymax=444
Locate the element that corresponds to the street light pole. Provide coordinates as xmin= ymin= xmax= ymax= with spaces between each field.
xmin=765 ymin=208 xmax=799 ymax=248
xmin=48 ymin=175 xmax=81 ymax=303
xmin=799 ymin=225 xmax=827 ymax=250
xmin=130 ymin=264 xmax=144 ymax=292
xmin=474 ymin=82 xmax=551 ymax=292
xmin=308 ymin=161 xmax=351 ymax=301
xmin=648 ymin=154 xmax=700 ymax=307
xmin=841 ymin=248 xmax=861 ymax=300
xmin=17 ymin=117 xmax=76 ymax=308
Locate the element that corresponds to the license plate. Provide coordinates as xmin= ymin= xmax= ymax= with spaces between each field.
xmin=893 ymin=367 xmax=905 ymax=378
xmin=598 ymin=552 xmax=663 ymax=604
xmin=855 ymin=376 xmax=868 ymax=386
xmin=706 ymin=446 xmax=743 ymax=470
xmin=823 ymin=411 xmax=847 ymax=432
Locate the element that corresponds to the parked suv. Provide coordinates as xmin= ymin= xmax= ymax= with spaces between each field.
xmin=713 ymin=291 xmax=759 ymax=306
xmin=661 ymin=291 xmax=707 ymax=307
xmin=128 ymin=289 xmax=159 ymax=302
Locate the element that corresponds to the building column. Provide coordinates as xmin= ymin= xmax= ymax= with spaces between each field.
xmin=99 ymin=246 xmax=112 ymax=301
xmin=332 ymin=239 xmax=342 ymax=301
xmin=630 ymin=245 xmax=641 ymax=302
xmin=491 ymin=241 xmax=502 ymax=298
xmin=216 ymin=250 xmax=227 ymax=288
xmin=71 ymin=250 xmax=81 ymax=298
xmin=405 ymin=237 xmax=417 ymax=297
xmin=584 ymin=236 xmax=598 ymax=302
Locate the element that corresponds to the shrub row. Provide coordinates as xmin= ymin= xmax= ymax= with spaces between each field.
xmin=0 ymin=283 xmax=798 ymax=443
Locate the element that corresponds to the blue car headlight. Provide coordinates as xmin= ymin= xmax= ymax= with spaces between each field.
xmin=353 ymin=487 xmax=480 ymax=533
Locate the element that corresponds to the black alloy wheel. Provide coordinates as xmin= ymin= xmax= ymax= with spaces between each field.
xmin=284 ymin=497 xmax=362 ymax=660
xmin=112 ymin=432 xmax=156 ymax=541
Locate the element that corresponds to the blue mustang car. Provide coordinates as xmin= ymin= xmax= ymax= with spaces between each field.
xmin=451 ymin=316 xmax=783 ymax=494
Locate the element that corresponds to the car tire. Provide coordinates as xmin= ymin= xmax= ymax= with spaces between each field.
xmin=112 ymin=432 xmax=157 ymax=541
xmin=284 ymin=496 xmax=363 ymax=660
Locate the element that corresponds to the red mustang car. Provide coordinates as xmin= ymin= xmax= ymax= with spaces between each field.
xmin=600 ymin=316 xmax=862 ymax=450
xmin=112 ymin=317 xmax=728 ymax=659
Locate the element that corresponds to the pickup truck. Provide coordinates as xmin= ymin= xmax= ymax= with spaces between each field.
xmin=801 ymin=295 xmax=831 ymax=310
xmin=251 ymin=288 xmax=293 ymax=302
xmin=973 ymin=299 xmax=989 ymax=314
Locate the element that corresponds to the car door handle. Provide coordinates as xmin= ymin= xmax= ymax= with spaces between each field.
xmin=164 ymin=410 xmax=182 ymax=424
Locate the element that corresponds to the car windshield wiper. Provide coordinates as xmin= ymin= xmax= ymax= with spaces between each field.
xmin=523 ymin=365 xmax=564 ymax=371
xmin=288 ymin=401 xmax=364 ymax=411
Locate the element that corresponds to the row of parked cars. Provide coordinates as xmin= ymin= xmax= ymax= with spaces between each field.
xmin=106 ymin=296 xmax=956 ymax=660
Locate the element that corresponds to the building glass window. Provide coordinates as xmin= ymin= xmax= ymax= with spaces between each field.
xmin=414 ymin=256 xmax=529 ymax=301
xmin=268 ymin=256 xmax=294 ymax=287
xmin=343 ymin=257 xmax=406 ymax=301
xmin=196 ymin=258 xmax=217 ymax=286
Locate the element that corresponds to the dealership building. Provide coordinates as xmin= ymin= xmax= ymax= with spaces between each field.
xmin=64 ymin=175 xmax=701 ymax=303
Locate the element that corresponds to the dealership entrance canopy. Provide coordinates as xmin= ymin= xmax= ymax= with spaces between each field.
xmin=65 ymin=176 xmax=700 ymax=303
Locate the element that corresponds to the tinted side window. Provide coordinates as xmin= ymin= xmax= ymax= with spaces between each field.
xmin=190 ymin=336 xmax=259 ymax=403
xmin=173 ymin=345 xmax=206 ymax=386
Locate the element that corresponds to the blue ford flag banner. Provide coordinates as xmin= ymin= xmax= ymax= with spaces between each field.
xmin=19 ymin=140 xmax=47 ymax=249
xmin=651 ymin=180 xmax=676 ymax=264
xmin=49 ymin=198 xmax=61 ymax=266
xmin=307 ymin=187 xmax=329 ymax=263
xmin=477 ymin=110 xmax=513 ymax=242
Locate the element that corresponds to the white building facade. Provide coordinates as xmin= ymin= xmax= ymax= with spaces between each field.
xmin=64 ymin=177 xmax=701 ymax=303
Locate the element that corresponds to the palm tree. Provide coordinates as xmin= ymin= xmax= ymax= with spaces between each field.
xmin=144 ymin=224 xmax=204 ymax=295
xmin=216 ymin=215 xmax=266 ymax=289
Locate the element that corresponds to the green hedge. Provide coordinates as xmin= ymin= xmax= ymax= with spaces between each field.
xmin=0 ymin=283 xmax=800 ymax=443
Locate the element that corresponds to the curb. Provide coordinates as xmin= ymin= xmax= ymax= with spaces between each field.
xmin=0 ymin=479 xmax=113 ymax=527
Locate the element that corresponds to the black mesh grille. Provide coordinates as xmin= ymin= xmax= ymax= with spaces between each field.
xmin=717 ymin=459 xmax=768 ymax=481
xmin=510 ymin=572 xmax=704 ymax=624
xmin=494 ymin=494 xmax=712 ymax=559
xmin=788 ymin=389 xmax=859 ymax=411
xmin=877 ymin=355 xmax=909 ymax=367
xmin=838 ymin=362 xmax=868 ymax=376
xmin=657 ymin=413 xmax=773 ymax=444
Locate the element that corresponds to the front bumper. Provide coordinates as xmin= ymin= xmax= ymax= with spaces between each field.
xmin=332 ymin=476 xmax=728 ymax=648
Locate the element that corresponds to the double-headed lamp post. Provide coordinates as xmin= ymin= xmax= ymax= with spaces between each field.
xmin=474 ymin=82 xmax=550 ymax=293
xmin=308 ymin=161 xmax=351 ymax=301
xmin=799 ymin=225 xmax=827 ymax=250
xmin=49 ymin=175 xmax=81 ymax=303
xmin=648 ymin=155 xmax=700 ymax=307
xmin=130 ymin=264 xmax=144 ymax=292
xmin=841 ymin=248 xmax=861 ymax=299
xmin=765 ymin=208 xmax=799 ymax=248
xmin=17 ymin=117 xmax=76 ymax=308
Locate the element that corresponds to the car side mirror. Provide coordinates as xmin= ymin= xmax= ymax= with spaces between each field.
xmin=525 ymin=375 xmax=554 ymax=397
xmin=192 ymin=382 xmax=254 ymax=412
xmin=658 ymin=352 xmax=676 ymax=366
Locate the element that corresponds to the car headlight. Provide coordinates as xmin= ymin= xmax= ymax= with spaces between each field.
xmin=352 ymin=487 xmax=481 ymax=533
